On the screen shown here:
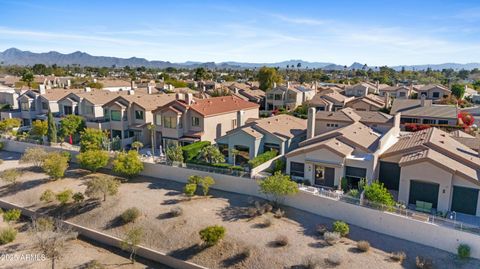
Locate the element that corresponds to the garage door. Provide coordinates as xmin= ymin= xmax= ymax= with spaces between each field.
xmin=451 ymin=186 xmax=479 ymax=215
xmin=379 ymin=161 xmax=401 ymax=191
xmin=408 ymin=180 xmax=439 ymax=209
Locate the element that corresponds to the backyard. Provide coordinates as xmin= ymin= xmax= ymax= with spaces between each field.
xmin=0 ymin=150 xmax=479 ymax=269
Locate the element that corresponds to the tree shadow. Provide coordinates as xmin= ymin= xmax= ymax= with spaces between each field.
xmin=0 ymin=178 xmax=45 ymax=196
xmin=164 ymin=190 xmax=182 ymax=196
xmin=103 ymin=215 xmax=126 ymax=229
xmin=168 ymin=243 xmax=206 ymax=260
xmin=221 ymin=252 xmax=249 ymax=267
xmin=37 ymin=199 xmax=101 ymax=219
xmin=1 ymin=243 xmax=24 ymax=254
xmin=251 ymin=222 xmax=269 ymax=229
xmin=348 ymin=247 xmax=363 ymax=253
xmin=308 ymin=241 xmax=329 ymax=249
xmin=217 ymin=205 xmax=251 ymax=222
xmin=161 ymin=199 xmax=181 ymax=205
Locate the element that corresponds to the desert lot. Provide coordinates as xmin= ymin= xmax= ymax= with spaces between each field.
xmin=0 ymin=150 xmax=478 ymax=269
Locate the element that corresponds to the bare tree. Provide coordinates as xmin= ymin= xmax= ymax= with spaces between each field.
xmin=120 ymin=226 xmax=144 ymax=263
xmin=30 ymin=217 xmax=78 ymax=269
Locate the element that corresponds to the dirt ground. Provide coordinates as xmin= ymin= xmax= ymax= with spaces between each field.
xmin=0 ymin=150 xmax=479 ymax=269
xmin=0 ymin=218 xmax=164 ymax=269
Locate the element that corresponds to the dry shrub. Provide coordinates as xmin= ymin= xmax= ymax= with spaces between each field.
xmin=303 ymin=255 xmax=322 ymax=269
xmin=326 ymin=253 xmax=342 ymax=266
xmin=263 ymin=217 xmax=273 ymax=228
xmin=170 ymin=206 xmax=183 ymax=217
xmin=323 ymin=232 xmax=340 ymax=245
xmin=241 ymin=246 xmax=252 ymax=260
xmin=416 ymin=256 xmax=433 ymax=269
xmin=357 ymin=240 xmax=370 ymax=252
xmin=274 ymin=235 xmax=289 ymax=247
xmin=274 ymin=208 xmax=285 ymax=218
xmin=247 ymin=207 xmax=258 ymax=218
xmin=390 ymin=251 xmax=406 ymax=263
xmin=263 ymin=203 xmax=273 ymax=213
xmin=316 ymin=224 xmax=328 ymax=236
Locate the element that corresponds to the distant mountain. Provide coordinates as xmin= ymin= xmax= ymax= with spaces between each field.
xmin=1 ymin=48 xmax=480 ymax=71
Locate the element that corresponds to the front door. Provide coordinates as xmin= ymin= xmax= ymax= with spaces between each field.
xmin=408 ymin=180 xmax=439 ymax=209
xmin=379 ymin=161 xmax=401 ymax=191
xmin=314 ymin=166 xmax=335 ymax=188
xmin=451 ymin=186 xmax=479 ymax=215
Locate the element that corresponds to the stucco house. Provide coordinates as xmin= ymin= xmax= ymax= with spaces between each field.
xmin=285 ymin=107 xmax=400 ymax=189
xmin=379 ymin=128 xmax=480 ymax=216
xmin=379 ymin=85 xmax=415 ymax=99
xmin=416 ymin=84 xmax=451 ymax=100
xmin=345 ymin=94 xmax=387 ymax=111
xmin=216 ymin=114 xmax=306 ymax=165
xmin=265 ymin=83 xmax=315 ymax=111
xmin=152 ymin=94 xmax=259 ymax=149
xmin=307 ymin=91 xmax=353 ymax=112
xmin=390 ymin=98 xmax=458 ymax=127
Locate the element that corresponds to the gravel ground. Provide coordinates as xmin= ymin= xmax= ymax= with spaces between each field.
xmin=0 ymin=150 xmax=479 ymax=269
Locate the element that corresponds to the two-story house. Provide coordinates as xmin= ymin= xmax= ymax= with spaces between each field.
xmin=344 ymin=94 xmax=387 ymax=111
xmin=265 ymin=83 xmax=315 ymax=111
xmin=379 ymin=85 xmax=415 ymax=99
xmin=307 ymin=92 xmax=353 ymax=112
xmin=416 ymin=84 xmax=451 ymax=100
xmin=152 ymin=94 xmax=259 ymax=149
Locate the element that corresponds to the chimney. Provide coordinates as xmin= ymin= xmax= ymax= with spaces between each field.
xmin=237 ymin=110 xmax=245 ymax=127
xmin=273 ymin=82 xmax=277 ymax=88
xmin=420 ymin=94 xmax=426 ymax=107
xmin=287 ymin=81 xmax=291 ymax=88
xmin=130 ymin=80 xmax=136 ymax=90
xmin=384 ymin=92 xmax=390 ymax=108
xmin=147 ymin=86 xmax=154 ymax=94
xmin=67 ymin=79 xmax=71 ymax=88
xmin=84 ymin=87 xmax=91 ymax=92
xmin=128 ymin=89 xmax=134 ymax=95
xmin=185 ymin=93 xmax=194 ymax=105
xmin=38 ymin=85 xmax=46 ymax=95
xmin=307 ymin=107 xmax=316 ymax=139
xmin=175 ymin=93 xmax=185 ymax=101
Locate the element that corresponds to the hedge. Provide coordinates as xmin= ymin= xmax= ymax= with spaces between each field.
xmin=181 ymin=141 xmax=211 ymax=161
xmin=187 ymin=160 xmax=244 ymax=171
xmin=248 ymin=150 xmax=278 ymax=168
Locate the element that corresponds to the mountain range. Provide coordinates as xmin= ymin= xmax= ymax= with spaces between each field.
xmin=1 ymin=48 xmax=480 ymax=71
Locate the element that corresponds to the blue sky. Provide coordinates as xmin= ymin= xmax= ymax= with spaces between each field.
xmin=1 ymin=0 xmax=480 ymax=65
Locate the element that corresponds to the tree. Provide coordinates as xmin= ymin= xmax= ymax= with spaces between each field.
xmin=0 ymin=168 xmax=22 ymax=186
xmin=200 ymin=176 xmax=215 ymax=196
xmin=363 ymin=181 xmax=395 ymax=207
xmin=200 ymin=145 xmax=225 ymax=164
xmin=60 ymin=115 xmax=84 ymax=143
xmin=21 ymin=70 xmax=34 ymax=87
xmin=20 ymin=147 xmax=48 ymax=167
xmin=120 ymin=226 xmax=144 ymax=263
xmin=166 ymin=144 xmax=184 ymax=163
xmin=258 ymin=67 xmax=282 ymax=91
xmin=194 ymin=67 xmax=207 ymax=81
xmin=47 ymin=109 xmax=57 ymax=143
xmin=80 ymin=128 xmax=108 ymax=152
xmin=42 ymin=152 xmax=69 ymax=180
xmin=259 ymin=171 xmax=298 ymax=205
xmin=0 ymin=118 xmax=21 ymax=133
xmin=30 ymin=219 xmax=78 ymax=269
xmin=147 ymin=123 xmax=155 ymax=156
xmin=30 ymin=120 xmax=48 ymax=137
xmin=451 ymin=84 xmax=466 ymax=99
xmin=55 ymin=189 xmax=73 ymax=205
xmin=85 ymin=175 xmax=120 ymax=201
xmin=76 ymin=150 xmax=109 ymax=172
xmin=131 ymin=141 xmax=143 ymax=152
xmin=112 ymin=150 xmax=144 ymax=179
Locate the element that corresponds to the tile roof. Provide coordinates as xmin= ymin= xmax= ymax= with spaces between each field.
xmin=286 ymin=137 xmax=355 ymax=158
xmin=418 ymin=84 xmax=451 ymax=93
xmin=250 ymin=114 xmax=307 ymax=140
xmin=346 ymin=94 xmax=385 ymax=108
xmin=390 ymin=99 xmax=433 ymax=114
xmin=39 ymin=88 xmax=85 ymax=101
xmin=189 ymin=96 xmax=259 ymax=117
xmin=315 ymin=108 xmax=393 ymax=124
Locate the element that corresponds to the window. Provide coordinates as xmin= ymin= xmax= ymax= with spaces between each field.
xmin=432 ymin=92 xmax=440 ymax=98
xmin=264 ymin=143 xmax=280 ymax=153
xmin=155 ymin=114 xmax=162 ymax=125
xmin=63 ymin=105 xmax=73 ymax=115
xmin=290 ymin=162 xmax=305 ymax=178
xmin=103 ymin=109 xmax=110 ymax=119
xmin=267 ymin=94 xmax=274 ymax=100
xmin=42 ymin=102 xmax=49 ymax=110
xmin=21 ymin=102 xmax=29 ymax=111
xmin=274 ymin=94 xmax=283 ymax=100
xmin=401 ymin=117 xmax=419 ymax=124
xmin=123 ymin=130 xmax=134 ymax=138
xmin=84 ymin=105 xmax=94 ymax=115
xmin=30 ymin=101 xmax=36 ymax=111
xmin=422 ymin=119 xmax=436 ymax=124
xmin=438 ymin=120 xmax=448 ymax=125
xmin=399 ymin=92 xmax=406 ymax=97
xmin=231 ymin=119 xmax=237 ymax=129
xmin=164 ymin=116 xmax=177 ymax=128
xmin=111 ymin=129 xmax=122 ymax=138
xmin=135 ymin=110 xmax=144 ymax=120
xmin=315 ymin=166 xmax=325 ymax=185
xmin=326 ymin=123 xmax=338 ymax=128
xmin=192 ymin=117 xmax=200 ymax=127
xmin=111 ymin=110 xmax=122 ymax=121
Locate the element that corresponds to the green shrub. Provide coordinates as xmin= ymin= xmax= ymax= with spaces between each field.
xmin=121 ymin=207 xmax=141 ymax=223
xmin=55 ymin=189 xmax=73 ymax=205
xmin=2 ymin=209 xmax=21 ymax=222
xmin=0 ymin=141 xmax=4 ymax=150
xmin=35 ymin=217 xmax=54 ymax=232
xmin=73 ymin=192 xmax=85 ymax=203
xmin=364 ymin=181 xmax=395 ymax=207
xmin=199 ymin=225 xmax=226 ymax=246
xmin=42 ymin=152 xmax=69 ymax=180
xmin=458 ymin=244 xmax=470 ymax=259
xmin=61 ymin=151 xmax=72 ymax=163
xmin=346 ymin=189 xmax=360 ymax=198
xmin=332 ymin=221 xmax=349 ymax=237
xmin=184 ymin=183 xmax=197 ymax=197
xmin=112 ymin=150 xmax=144 ymax=179
xmin=166 ymin=144 xmax=184 ymax=163
xmin=182 ymin=141 xmax=211 ymax=162
xmin=0 ymin=227 xmax=17 ymax=245
xmin=248 ymin=150 xmax=278 ymax=168
xmin=40 ymin=189 xmax=55 ymax=203
xmin=77 ymin=150 xmax=109 ymax=172
xmin=273 ymin=158 xmax=285 ymax=172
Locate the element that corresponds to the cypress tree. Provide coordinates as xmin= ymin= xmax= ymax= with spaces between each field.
xmin=47 ymin=109 xmax=57 ymax=143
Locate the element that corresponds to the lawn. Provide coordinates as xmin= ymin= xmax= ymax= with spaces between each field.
xmin=0 ymin=150 xmax=478 ymax=269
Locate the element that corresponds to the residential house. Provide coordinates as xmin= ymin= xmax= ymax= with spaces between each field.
xmin=379 ymin=85 xmax=415 ymax=99
xmin=345 ymin=94 xmax=387 ymax=111
xmin=344 ymin=82 xmax=381 ymax=97
xmin=307 ymin=92 xmax=353 ymax=112
xmin=227 ymin=82 xmax=265 ymax=109
xmin=152 ymin=94 xmax=259 ymax=149
xmin=416 ymin=84 xmax=451 ymax=100
xmin=390 ymin=98 xmax=458 ymax=126
xmin=285 ymin=107 xmax=400 ymax=189
xmin=449 ymin=130 xmax=480 ymax=151
xmin=216 ymin=114 xmax=307 ymax=165
xmin=313 ymin=107 xmax=395 ymax=135
xmin=265 ymin=83 xmax=315 ymax=111
xmin=379 ymin=128 xmax=480 ymax=216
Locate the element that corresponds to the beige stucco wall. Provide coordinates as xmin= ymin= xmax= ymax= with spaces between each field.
xmin=314 ymin=120 xmax=350 ymax=135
